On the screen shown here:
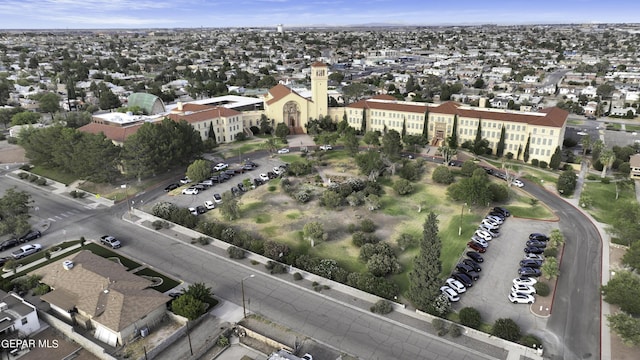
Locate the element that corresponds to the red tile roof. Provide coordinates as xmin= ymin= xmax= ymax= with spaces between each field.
xmin=266 ymin=84 xmax=308 ymax=106
xmin=168 ymin=106 xmax=241 ymax=124
xmin=78 ymin=122 xmax=142 ymax=143
xmin=311 ymin=61 xmax=327 ymax=67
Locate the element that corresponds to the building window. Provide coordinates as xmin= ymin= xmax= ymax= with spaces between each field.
xmin=546 ymin=149 xmax=551 ymax=156
xmin=550 ymin=130 xmax=554 ymax=135
xmin=21 ymin=318 xmax=28 ymax=325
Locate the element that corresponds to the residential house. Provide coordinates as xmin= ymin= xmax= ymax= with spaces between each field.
xmin=33 ymin=250 xmax=171 ymax=347
xmin=630 ymin=154 xmax=640 ymax=179
xmin=0 ymin=290 xmax=41 ymax=338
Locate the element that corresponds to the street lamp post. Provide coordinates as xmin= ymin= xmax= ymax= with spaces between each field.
xmin=241 ymin=274 xmax=255 ymax=318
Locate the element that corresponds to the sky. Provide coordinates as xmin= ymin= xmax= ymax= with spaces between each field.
xmin=0 ymin=0 xmax=638 ymax=30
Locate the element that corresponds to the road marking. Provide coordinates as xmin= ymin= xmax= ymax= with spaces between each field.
xmin=48 ymin=218 xmax=56 ymax=222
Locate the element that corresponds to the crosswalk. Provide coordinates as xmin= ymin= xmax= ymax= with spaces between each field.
xmin=47 ymin=209 xmax=81 ymax=223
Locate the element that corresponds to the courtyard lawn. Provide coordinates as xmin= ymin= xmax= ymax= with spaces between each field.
xmin=29 ymin=166 xmax=78 ymax=185
xmin=581 ymin=181 xmax=636 ymax=224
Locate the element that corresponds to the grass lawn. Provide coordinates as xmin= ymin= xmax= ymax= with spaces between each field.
xmin=567 ymin=119 xmax=583 ymax=126
xmin=625 ymin=124 xmax=640 ymax=132
xmin=83 ymin=243 xmax=142 ymax=270
xmin=133 ymin=267 xmax=181 ymax=293
xmin=581 ymin=181 xmax=636 ymax=223
xmin=606 ymin=123 xmax=622 ymax=131
xmin=507 ymin=205 xmax=555 ymax=219
xmin=29 ymin=166 xmax=78 ymax=185
xmin=4 ymin=240 xmax=82 ymax=278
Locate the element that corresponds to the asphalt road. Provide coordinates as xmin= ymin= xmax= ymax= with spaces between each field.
xmin=524 ymin=182 xmax=601 ymax=360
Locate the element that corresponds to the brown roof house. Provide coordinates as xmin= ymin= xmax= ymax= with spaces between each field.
xmin=33 ymin=250 xmax=171 ymax=347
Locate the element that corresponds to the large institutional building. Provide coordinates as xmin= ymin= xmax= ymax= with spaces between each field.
xmin=81 ymin=62 xmax=568 ymax=164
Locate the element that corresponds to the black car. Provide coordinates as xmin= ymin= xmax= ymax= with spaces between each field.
xmin=267 ymin=171 xmax=277 ymax=179
xmin=0 ymin=256 xmax=10 ymax=267
xmin=448 ymin=160 xmax=463 ymax=167
xmin=529 ymin=233 xmax=549 ymax=241
xmin=194 ymin=184 xmax=206 ymax=191
xmin=164 ymin=183 xmax=179 ymax=191
xmin=462 ymin=258 xmax=482 ymax=272
xmin=195 ymin=206 xmax=207 ymax=215
xmin=493 ymin=207 xmax=510 ymax=217
xmin=452 ymin=272 xmax=473 ymax=287
xmin=487 ymin=210 xmax=506 ymax=220
xmin=526 ymin=240 xmax=547 ymax=248
xmin=242 ymin=164 xmax=254 ymax=171
xmin=455 ymin=263 xmax=480 ymax=280
xmin=224 ymin=170 xmax=236 ymax=177
xmin=253 ymin=178 xmax=264 ymax=187
xmin=0 ymin=238 xmax=19 ymax=251
xmin=231 ymin=187 xmax=240 ymax=195
xmin=524 ymin=246 xmax=545 ymax=254
xmin=219 ymin=173 xmax=231 ymax=181
xmin=518 ymin=267 xmax=542 ymax=277
xmin=19 ymin=230 xmax=41 ymax=243
xmin=237 ymin=183 xmax=246 ymax=192
xmin=466 ymin=251 xmax=484 ymax=263
xmin=519 ymin=259 xmax=543 ymax=268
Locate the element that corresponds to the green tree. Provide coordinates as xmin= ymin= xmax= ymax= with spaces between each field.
xmin=361 ymin=109 xmax=367 ymax=133
xmin=438 ymin=145 xmax=456 ymax=165
xmin=259 ymin=114 xmax=273 ymax=134
xmin=11 ymin=111 xmax=40 ymax=126
xmin=275 ymin=122 xmax=289 ymax=140
xmin=608 ymin=201 xmax=640 ymax=246
xmin=401 ymin=117 xmax=407 ymax=139
xmin=182 ymin=282 xmax=215 ymax=305
xmin=523 ymin=134 xmax=531 ymax=163
xmin=556 ymin=168 xmax=577 ymax=196
xmin=171 ymin=294 xmax=206 ymax=320
xmin=447 ymin=169 xmax=492 ymax=206
xmin=0 ymin=188 xmax=33 ymax=236
xmin=186 ymin=159 xmax=212 ymax=183
xmin=58 ymin=111 xmax=91 ymax=128
xmin=581 ymin=134 xmax=592 ymax=157
xmin=432 ymin=165 xmax=454 ymax=184
xmin=599 ymin=148 xmax=615 ymax=178
xmin=492 ymin=318 xmax=521 ymax=342
xmin=541 ymin=257 xmax=559 ymax=280
xmin=422 ymin=109 xmax=429 ymax=141
xmin=393 ymin=178 xmax=414 ymax=195
xmin=517 ymin=145 xmax=523 ymax=161
xmin=208 ymin=122 xmax=217 ymax=144
xmin=36 ymin=92 xmax=61 ymax=119
xmin=98 ymin=87 xmax=121 ymax=110
xmin=622 ymin=241 xmax=640 ymax=271
xmin=448 ymin=115 xmax=458 ymax=149
xmin=342 ymin=129 xmax=359 ymax=155
xmin=496 ymin=126 xmax=506 ymax=157
xmin=303 ymin=221 xmax=325 ymax=246
xmin=602 ymin=271 xmax=640 ymax=316
xmin=219 ymin=191 xmax=240 ymax=221
xmin=472 ymin=119 xmax=488 ymax=155
xmin=460 ymin=160 xmax=479 ymax=177
xmin=381 ymin=129 xmax=402 ymax=159
xmin=459 ymin=307 xmax=482 ymax=329
xmin=607 ymin=313 xmax=640 ymax=346
xmin=408 ymin=212 xmax=443 ymax=313
xmin=549 ymin=146 xmax=562 ymax=170
xmin=363 ymin=131 xmax=380 ymax=149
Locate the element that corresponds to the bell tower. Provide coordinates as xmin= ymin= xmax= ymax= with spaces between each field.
xmin=310 ymin=62 xmax=328 ymax=119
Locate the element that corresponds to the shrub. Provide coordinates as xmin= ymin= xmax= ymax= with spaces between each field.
xmin=347 ymin=223 xmax=357 ymax=233
xmin=397 ymin=233 xmax=417 ymax=250
xmin=227 ymin=246 xmax=245 ymax=259
xmin=492 ymin=318 xmax=521 ymax=342
xmin=586 ymin=174 xmax=598 ymax=180
xmin=601 ymin=177 xmax=610 ymax=184
xmin=543 ymin=247 xmax=558 ymax=258
xmin=268 ymin=185 xmax=276 ymax=192
xmin=432 ymin=165 xmax=454 ymax=184
xmin=352 ymin=231 xmax=379 ymax=247
xmin=370 ymin=300 xmax=393 ymax=314
xmin=519 ymin=334 xmax=542 ymax=348
xmin=531 ymin=159 xmax=539 ymax=166
xmin=197 ymin=237 xmax=212 ymax=245
xmin=539 ymin=161 xmax=548 ymax=169
xmin=459 ymin=307 xmax=482 ymax=329
xmin=360 ymin=218 xmax=376 ymax=233
xmin=505 ymin=152 xmax=514 ymax=159
xmin=28 ymin=174 xmax=38 ymax=182
xmin=295 ymin=191 xmax=311 ymax=203
xmin=33 ymin=284 xmax=50 ymax=296
xmin=7 ymin=137 xmax=17 ymax=144
xmin=534 ymin=282 xmax=550 ymax=296
xmin=19 ymin=164 xmax=31 ymax=171
xmin=432 ymin=318 xmax=445 ymax=331
xmin=216 ymin=335 xmax=230 ymax=347
xmin=449 ymin=323 xmax=462 ymax=338
xmin=18 ymin=172 xmax=29 ymax=179
xmin=393 ymin=179 xmax=413 ymax=195
xmin=265 ymin=261 xmax=287 ymax=274
xmin=293 ymin=272 xmax=303 ymax=281
xmin=152 ymin=220 xmax=165 ymax=230
xmin=35 ymin=177 xmax=47 ymax=186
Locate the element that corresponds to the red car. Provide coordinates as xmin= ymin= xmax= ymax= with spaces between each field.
xmin=467 ymin=241 xmax=487 ymax=253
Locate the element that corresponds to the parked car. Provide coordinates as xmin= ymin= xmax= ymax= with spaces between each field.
xmin=259 ymin=173 xmax=270 ymax=182
xmin=440 ymin=286 xmax=460 ymax=302
xmin=455 ymin=263 xmax=479 ymax=280
xmin=179 ymin=177 xmax=192 ymax=184
xmin=164 ymin=183 xmax=179 ymax=191
xmin=513 ymin=277 xmax=538 ymax=287
xmin=277 ymin=148 xmax=290 ymax=154
xmin=100 ymin=235 xmax=121 ymax=249
xmin=520 ymin=259 xmax=543 ymax=268
xmin=188 ymin=207 xmax=198 ymax=215
xmin=448 ymin=160 xmax=463 ymax=167
xmin=200 ymin=179 xmax=214 ymax=187
xmin=526 ymin=240 xmax=547 ymax=248
xmin=524 ymin=246 xmax=545 ymax=254
xmin=471 ymin=235 xmax=489 ymax=248
xmin=267 ymin=171 xmax=277 ymax=179
xmin=529 ymin=233 xmax=549 ymax=241
xmin=466 ymin=251 xmax=484 ymax=263
xmin=273 ymin=167 xmax=283 ymax=175
xmin=319 ymin=144 xmax=333 ymax=151
xmin=511 ymin=179 xmax=524 ymax=188
xmin=511 ymin=284 xmax=537 ymax=294
xmin=12 ymin=244 xmax=42 ymax=259
xmin=19 ymin=230 xmax=41 ymax=243
xmin=237 ymin=183 xmax=246 ymax=192
xmin=213 ymin=193 xmax=223 ymax=203
xmin=182 ymin=187 xmax=199 ymax=195
xmin=0 ymin=238 xmax=20 ymax=251
xmin=508 ymin=292 xmax=535 ymax=304
xmin=242 ymin=164 xmax=255 ymax=171
xmin=452 ymin=272 xmax=473 ymax=287
xmin=493 ymin=207 xmax=510 ymax=217
xmin=445 ymin=278 xmax=466 ymax=293
xmin=213 ymin=163 xmax=228 ymax=171
xmin=253 ymin=178 xmax=264 ymax=187
xmin=204 ymin=200 xmax=216 ymax=210
xmin=193 ymin=184 xmax=206 ymax=191
xmin=480 ymin=219 xmax=499 ymax=230
xmin=467 ymin=242 xmax=487 ymax=253
xmin=485 ymin=215 xmax=504 ymax=224
xmin=195 ymin=206 xmax=207 ymax=215
xmin=219 ymin=173 xmax=231 ymax=181
xmin=462 ymin=258 xmax=482 ymax=272
xmin=478 ymin=225 xmax=499 ymax=237
xmin=488 ymin=210 xmax=506 ymax=220
xmin=523 ymin=253 xmax=545 ymax=261
xmin=474 ymin=230 xmax=493 ymax=242
xmin=0 ymin=256 xmax=10 ymax=267
xmin=518 ymin=267 xmax=542 ymax=277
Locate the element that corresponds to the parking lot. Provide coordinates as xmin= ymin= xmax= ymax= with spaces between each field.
xmin=451 ymin=215 xmax=558 ymax=335
xmin=159 ymin=155 xmax=289 ymax=211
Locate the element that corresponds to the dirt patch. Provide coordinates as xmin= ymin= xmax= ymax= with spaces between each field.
xmin=0 ymin=141 xmax=26 ymax=164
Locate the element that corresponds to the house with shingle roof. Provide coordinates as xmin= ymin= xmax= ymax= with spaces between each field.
xmin=33 ymin=250 xmax=170 ymax=347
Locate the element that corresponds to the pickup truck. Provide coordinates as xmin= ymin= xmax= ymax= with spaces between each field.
xmin=100 ymin=235 xmax=122 ymax=249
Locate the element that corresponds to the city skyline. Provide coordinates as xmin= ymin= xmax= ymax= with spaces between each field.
xmin=0 ymin=0 xmax=638 ymax=30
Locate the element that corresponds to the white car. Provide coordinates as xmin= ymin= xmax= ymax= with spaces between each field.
xmin=188 ymin=207 xmax=198 ymax=215
xmin=204 ymin=200 xmax=216 ymax=210
xmin=511 ymin=284 xmax=536 ymax=294
xmin=485 ymin=215 xmax=504 ymax=224
xmin=512 ymin=179 xmax=524 ymax=188
xmin=213 ymin=163 xmax=228 ymax=171
xmin=440 ymin=286 xmax=460 ymax=302
xmin=513 ymin=277 xmax=538 ymax=287
xmin=445 ymin=278 xmax=466 ymax=294
xmin=480 ymin=219 xmax=499 ymax=230
xmin=319 ymin=144 xmax=332 ymax=150
xmin=273 ymin=167 xmax=283 ymax=175
xmin=277 ymin=148 xmax=290 ymax=154
xmin=213 ymin=193 xmax=223 ymax=203
xmin=508 ymin=292 xmax=535 ymax=304
xmin=179 ymin=177 xmax=192 ymax=184
xmin=12 ymin=244 xmax=42 ymax=259
xmin=259 ymin=173 xmax=270 ymax=182
xmin=471 ymin=235 xmax=489 ymax=248
xmin=523 ymin=253 xmax=545 ymax=261
xmin=478 ymin=225 xmax=499 ymax=237
xmin=474 ymin=230 xmax=493 ymax=241
xmin=182 ymin=187 xmax=199 ymax=195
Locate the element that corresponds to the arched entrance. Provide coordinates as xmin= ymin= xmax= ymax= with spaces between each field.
xmin=283 ymin=101 xmax=301 ymax=133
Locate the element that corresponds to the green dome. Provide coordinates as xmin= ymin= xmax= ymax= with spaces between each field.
xmin=127 ymin=93 xmax=166 ymax=115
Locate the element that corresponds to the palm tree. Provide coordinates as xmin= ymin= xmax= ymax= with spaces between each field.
xmin=581 ymin=134 xmax=591 ymax=157
xmin=599 ymin=149 xmax=615 ymax=178
xmin=264 ymin=138 xmax=278 ymax=155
